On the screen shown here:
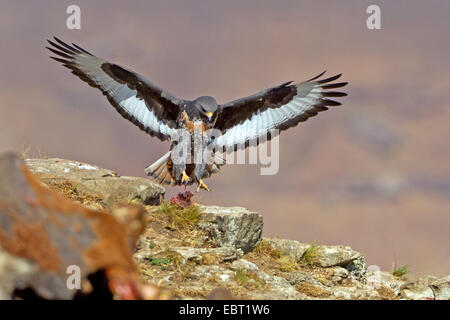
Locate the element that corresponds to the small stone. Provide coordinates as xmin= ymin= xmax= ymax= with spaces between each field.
xmin=219 ymin=274 xmax=230 ymax=282
xmin=231 ymin=259 xmax=259 ymax=273
xmin=330 ymin=267 xmax=350 ymax=283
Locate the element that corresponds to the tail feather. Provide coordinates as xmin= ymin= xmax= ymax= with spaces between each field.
xmin=145 ymin=152 xmax=176 ymax=186
xmin=146 ymin=151 xmax=225 ymax=186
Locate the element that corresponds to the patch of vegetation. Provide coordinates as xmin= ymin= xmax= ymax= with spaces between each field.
xmin=300 ymin=244 xmax=319 ymax=266
xmin=392 ymin=264 xmax=409 ymax=278
xmin=148 ymin=241 xmax=156 ymax=249
xmin=253 ymin=240 xmax=281 ymax=259
xmin=47 ymin=181 xmax=103 ymax=208
xmin=246 ymin=240 xmax=301 ymax=274
xmin=295 ymin=282 xmax=331 ymax=298
xmin=277 ymin=255 xmax=297 ymax=272
xmin=375 ymin=286 xmax=400 ymax=300
xmin=148 ymin=256 xmax=171 ymax=268
xmin=234 ymin=268 xmax=265 ymax=289
xmin=156 ymin=202 xmax=201 ymax=231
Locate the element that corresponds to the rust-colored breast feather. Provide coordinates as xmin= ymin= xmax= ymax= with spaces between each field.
xmin=181 ymin=111 xmax=206 ymax=133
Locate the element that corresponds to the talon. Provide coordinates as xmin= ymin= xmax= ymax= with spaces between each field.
xmin=181 ymin=170 xmax=190 ymax=184
xmin=197 ymin=179 xmax=210 ymax=192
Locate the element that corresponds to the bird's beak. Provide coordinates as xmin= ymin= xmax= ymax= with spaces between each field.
xmin=207 ymin=112 xmax=213 ymax=121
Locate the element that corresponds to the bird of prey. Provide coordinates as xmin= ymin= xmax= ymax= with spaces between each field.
xmin=47 ymin=37 xmax=347 ymax=192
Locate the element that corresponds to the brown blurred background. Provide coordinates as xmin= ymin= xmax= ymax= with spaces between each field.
xmin=0 ymin=0 xmax=449 ymax=276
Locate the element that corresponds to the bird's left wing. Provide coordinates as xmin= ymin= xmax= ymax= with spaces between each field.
xmin=213 ymin=72 xmax=347 ymax=151
xmin=47 ymin=37 xmax=183 ymax=141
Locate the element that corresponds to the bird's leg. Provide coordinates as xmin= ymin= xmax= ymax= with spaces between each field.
xmin=197 ymin=179 xmax=210 ymax=192
xmin=181 ymin=170 xmax=190 ymax=184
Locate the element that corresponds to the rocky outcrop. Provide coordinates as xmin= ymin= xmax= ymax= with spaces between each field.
xmin=0 ymin=154 xmax=448 ymax=300
xmin=25 ymin=158 xmax=164 ymax=206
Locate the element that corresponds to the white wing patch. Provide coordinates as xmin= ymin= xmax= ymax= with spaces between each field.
xmin=119 ymin=95 xmax=175 ymax=137
xmin=214 ymin=84 xmax=325 ymax=149
xmin=72 ymin=54 xmax=176 ymax=139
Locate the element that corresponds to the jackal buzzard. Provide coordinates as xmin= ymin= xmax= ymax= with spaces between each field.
xmin=47 ymin=37 xmax=347 ymax=191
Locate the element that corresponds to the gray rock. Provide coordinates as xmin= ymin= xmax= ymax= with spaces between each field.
xmin=168 ymin=246 xmax=242 ymax=264
xmin=25 ymin=158 xmax=165 ymax=205
xmin=254 ymin=272 xmax=306 ymax=300
xmin=304 ymin=244 xmax=362 ymax=267
xmin=346 ymin=256 xmax=367 ymax=282
xmin=231 ymin=259 xmax=259 ymax=273
xmin=264 ymin=238 xmax=310 ymax=262
xmin=428 ymin=275 xmax=450 ymax=300
xmin=330 ymin=267 xmax=350 ymax=283
xmin=331 ymin=285 xmax=379 ymax=300
xmin=284 ymin=271 xmax=324 ymax=287
xmin=401 ymin=279 xmax=435 ymax=300
xmin=190 ymin=265 xmax=235 ymax=282
xmin=199 ymin=205 xmax=263 ymax=253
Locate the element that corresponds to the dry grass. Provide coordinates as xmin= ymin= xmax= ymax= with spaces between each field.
xmin=155 ymin=202 xmax=201 ymax=231
xmin=234 ymin=268 xmax=266 ymax=289
xmin=46 ymin=181 xmax=104 ymax=209
xmin=253 ymin=239 xmax=282 ymax=259
xmin=295 ymin=282 xmax=331 ymax=298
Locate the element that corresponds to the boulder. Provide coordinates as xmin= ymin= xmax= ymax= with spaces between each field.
xmin=303 ymin=244 xmax=362 ymax=267
xmin=25 ymin=158 xmax=165 ymax=205
xmin=199 ymin=205 xmax=263 ymax=253
xmin=264 ymin=238 xmax=310 ymax=262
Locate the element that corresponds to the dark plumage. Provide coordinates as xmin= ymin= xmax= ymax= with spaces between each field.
xmin=46 ymin=37 xmax=348 ymax=191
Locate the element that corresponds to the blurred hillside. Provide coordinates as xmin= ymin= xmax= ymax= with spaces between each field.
xmin=0 ymin=0 xmax=449 ymax=275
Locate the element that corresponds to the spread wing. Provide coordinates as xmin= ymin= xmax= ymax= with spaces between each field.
xmin=46 ymin=37 xmax=183 ymax=141
xmin=213 ymin=72 xmax=347 ymax=150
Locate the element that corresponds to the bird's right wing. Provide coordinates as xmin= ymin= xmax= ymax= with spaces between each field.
xmin=47 ymin=37 xmax=183 ymax=141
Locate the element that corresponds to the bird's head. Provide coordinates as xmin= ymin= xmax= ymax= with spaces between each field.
xmin=194 ymin=96 xmax=219 ymax=124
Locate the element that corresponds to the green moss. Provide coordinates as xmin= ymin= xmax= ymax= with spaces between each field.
xmin=148 ymin=256 xmax=171 ymax=268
